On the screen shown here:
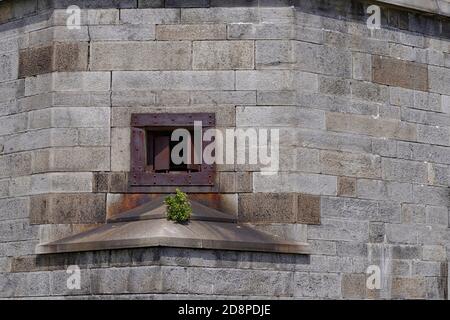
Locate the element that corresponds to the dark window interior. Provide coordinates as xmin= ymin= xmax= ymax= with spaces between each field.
xmin=146 ymin=129 xmax=200 ymax=173
xmin=129 ymin=113 xmax=215 ymax=188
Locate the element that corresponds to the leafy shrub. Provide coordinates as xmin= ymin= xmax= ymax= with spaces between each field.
xmin=164 ymin=189 xmax=192 ymax=223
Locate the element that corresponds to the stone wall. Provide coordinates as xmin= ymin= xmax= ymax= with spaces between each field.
xmin=0 ymin=0 xmax=449 ymax=299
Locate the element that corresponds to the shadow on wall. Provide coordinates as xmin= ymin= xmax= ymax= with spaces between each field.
xmin=24 ymin=247 xmax=311 ymax=272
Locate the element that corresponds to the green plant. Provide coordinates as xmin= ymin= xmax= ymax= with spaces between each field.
xmin=164 ymin=189 xmax=192 ymax=223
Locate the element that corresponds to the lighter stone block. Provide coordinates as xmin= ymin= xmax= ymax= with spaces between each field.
xmin=156 ymin=24 xmax=226 ymax=40
xmin=352 ymin=52 xmax=371 ymax=81
xmin=236 ymin=70 xmax=294 ymax=91
xmin=382 ymin=158 xmax=428 ymax=184
xmin=112 ymin=71 xmax=235 ymax=91
xmin=32 ymin=147 xmax=110 ymax=172
xmin=0 ymin=51 xmax=18 ymax=82
xmin=91 ymin=41 xmax=191 ymax=70
xmin=49 ymin=107 xmax=110 ymax=128
xmin=326 ymin=112 xmax=417 ymax=141
xmin=89 ymin=25 xmax=155 ymax=41
xmin=0 ymin=152 xmax=32 ymax=178
xmin=190 ymin=90 xmax=256 ymax=105
xmin=53 ymin=72 xmax=111 ymax=92
xmin=120 ymin=9 xmax=180 ymax=24
xmin=237 ymin=106 xmax=325 ymax=129
xmin=253 ymin=172 xmax=337 ymax=195
xmin=319 ymin=151 xmax=381 ymax=179
xmin=356 ymin=179 xmax=412 ymax=202
xmin=0 ymin=113 xmax=27 ymax=136
xmin=429 ymin=65 xmax=450 ymax=95
xmin=228 ymin=23 xmax=294 ymax=40
xmin=181 ymin=8 xmax=259 ymax=24
xmin=111 ymin=127 xmax=130 ymax=171
xmin=193 ymin=41 xmax=254 ymax=70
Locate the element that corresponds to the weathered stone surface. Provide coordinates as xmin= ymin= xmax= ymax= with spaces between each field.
xmin=0 ymin=152 xmax=31 ymax=178
xmin=53 ymin=72 xmax=111 ymax=92
xmin=0 ymin=51 xmax=18 ymax=82
xmin=238 ymin=193 xmax=296 ymax=223
xmin=401 ymin=204 xmax=426 ymax=224
xmin=19 ymin=46 xmax=53 ymax=78
xmin=308 ymin=218 xmax=369 ymax=242
xmin=190 ymin=90 xmax=256 ymax=105
xmin=228 ymin=23 xmax=294 ymax=40
xmin=297 ymin=194 xmax=320 ymax=224
xmin=326 ymin=112 xmax=417 ymax=141
xmin=111 ymin=127 xmax=130 ymax=171
xmin=391 ymin=277 xmax=427 ymax=299
xmin=156 ymin=24 xmax=226 ymax=40
xmin=428 ymin=65 xmax=450 ymax=95
xmin=30 ymin=193 xmax=106 ymax=224
xmin=0 ymin=80 xmax=24 ymax=103
xmin=295 ymin=41 xmax=351 ymax=77
xmin=120 ymin=8 xmax=180 ymax=24
xmin=53 ymin=42 xmax=89 ymax=72
xmin=91 ymin=41 xmax=191 ymax=71
xmin=352 ymin=52 xmax=371 ymax=81
xmin=337 ymin=177 xmax=356 ymax=197
xmin=417 ymin=124 xmax=450 ymax=146
xmin=320 ymin=150 xmax=381 ymax=179
xmin=236 ymin=70 xmax=294 ymax=91
xmin=113 ymin=71 xmax=234 ymax=91
xmin=32 ymin=147 xmax=110 ymax=172
xmin=294 ymin=272 xmax=340 ymax=298
xmin=89 ymin=24 xmax=156 ymax=41
xmin=390 ymin=87 xmax=441 ymax=112
xmin=341 ymin=273 xmax=366 ymax=299
xmin=382 ymin=158 xmax=428 ymax=184
xmin=423 ymin=245 xmax=447 ymax=261
xmin=193 ymin=41 xmax=254 ymax=70
xmin=253 ymin=172 xmax=337 ymax=195
xmin=372 ymin=55 xmax=428 ymax=91
xmin=0 ymin=112 xmax=27 ymax=136
xmin=321 ymin=196 xmax=400 ymax=223
xmin=356 ymin=179 xmax=412 ymax=202
xmin=237 ymin=106 xmax=324 ymax=128
xmin=189 ymin=267 xmax=293 ymax=296
xmin=256 ymin=40 xmax=295 ymax=69
xmin=181 ymin=8 xmax=259 ymax=24
xmin=0 ymin=197 xmax=28 ymax=221
xmin=425 ymin=206 xmax=449 ymax=225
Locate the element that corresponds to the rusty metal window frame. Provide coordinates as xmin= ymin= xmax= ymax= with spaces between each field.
xmin=129 ymin=113 xmax=216 ymax=187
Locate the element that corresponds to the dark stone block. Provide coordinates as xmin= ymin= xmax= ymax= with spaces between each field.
xmin=369 ymin=222 xmax=385 ymax=243
xmin=165 ymin=0 xmax=210 ymax=8
xmin=372 ymin=55 xmax=428 ymax=91
xmin=238 ymin=193 xmax=296 ymax=223
xmin=0 ymin=1 xmax=13 ymax=24
xmin=53 ymin=42 xmax=88 ymax=72
xmin=49 ymin=0 xmax=137 ymax=9
xmin=387 ymin=8 xmax=409 ymax=30
xmin=392 ymin=245 xmax=422 ymax=260
xmin=30 ymin=193 xmax=106 ymax=224
xmin=409 ymin=12 xmax=441 ymax=37
xmin=93 ymin=172 xmax=110 ymax=193
xmin=19 ymin=46 xmax=53 ymax=78
xmin=211 ymin=0 xmax=293 ymax=7
xmin=441 ymin=19 xmax=450 ymax=38
xmin=138 ymin=0 xmax=164 ymax=8
xmin=110 ymin=172 xmax=129 ymax=192
xmin=297 ymin=194 xmax=321 ymax=225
